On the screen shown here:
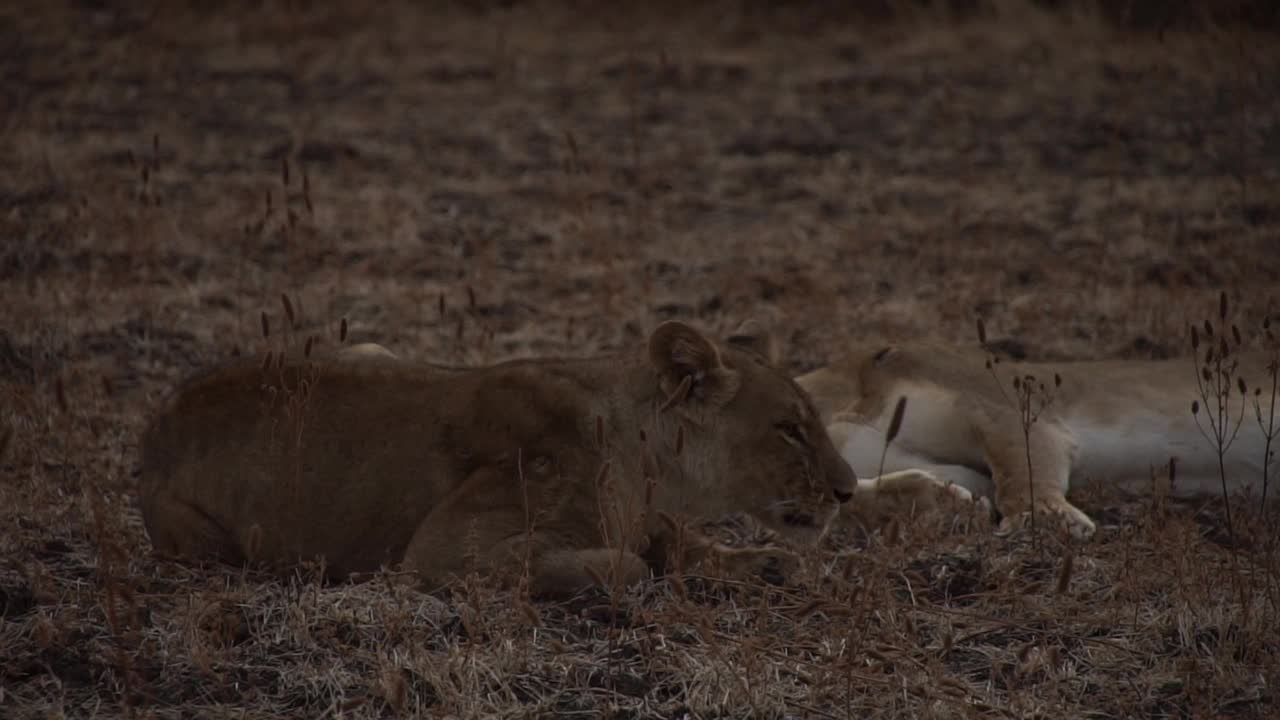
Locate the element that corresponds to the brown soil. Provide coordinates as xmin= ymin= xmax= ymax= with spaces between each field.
xmin=2 ymin=2 xmax=1279 ymax=717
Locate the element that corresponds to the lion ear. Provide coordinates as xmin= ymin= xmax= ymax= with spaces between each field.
xmin=726 ymin=317 xmax=779 ymax=366
xmin=648 ymin=321 xmax=741 ymax=410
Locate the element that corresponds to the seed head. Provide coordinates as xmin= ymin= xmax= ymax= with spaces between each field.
xmin=1190 ymin=324 xmax=1200 ymax=350
xmin=54 ymin=376 xmax=68 ymax=414
xmin=1056 ymin=551 xmax=1074 ymax=595
xmin=1191 ymin=400 xmax=1200 ymax=415
xmin=281 ymin=294 xmax=295 ymax=327
xmin=261 ymin=311 xmax=270 ymax=338
xmin=886 ymin=396 xmax=908 ymax=445
xmin=1219 ymin=291 xmax=1228 ymax=321
xmin=976 ymin=317 xmax=987 ymax=345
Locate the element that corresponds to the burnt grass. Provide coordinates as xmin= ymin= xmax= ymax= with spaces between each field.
xmin=3 ymin=2 xmax=1280 ymax=718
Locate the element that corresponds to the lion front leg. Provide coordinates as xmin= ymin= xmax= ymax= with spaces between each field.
xmin=398 ymin=507 xmax=654 ymax=597
xmin=526 ymin=547 xmax=651 ymax=596
xmin=524 ymin=524 xmax=801 ymax=594
xmin=978 ymin=417 xmax=1096 ymax=539
xmin=396 ymin=466 xmax=657 ymax=597
xmin=644 ymin=512 xmax=805 ymax=584
xmin=845 ymin=469 xmax=991 ymax=529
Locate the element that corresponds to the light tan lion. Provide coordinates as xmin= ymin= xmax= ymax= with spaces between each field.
xmin=797 ymin=343 xmax=1276 ymax=538
xmin=140 ymin=322 xmax=856 ymax=595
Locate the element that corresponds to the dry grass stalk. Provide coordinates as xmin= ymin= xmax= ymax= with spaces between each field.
xmin=875 ymin=394 xmax=908 ymax=485
xmin=280 ymin=293 xmax=295 ymax=328
xmin=979 ymin=319 xmax=1062 ymax=543
xmin=1189 ymin=293 xmax=1255 ymax=617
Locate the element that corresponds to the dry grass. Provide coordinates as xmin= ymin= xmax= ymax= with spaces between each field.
xmin=2 ymin=1 xmax=1279 ymax=717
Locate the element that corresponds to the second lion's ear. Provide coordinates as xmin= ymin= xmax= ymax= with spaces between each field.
xmin=726 ymin=317 xmax=780 ymax=366
xmin=648 ymin=321 xmax=741 ymax=412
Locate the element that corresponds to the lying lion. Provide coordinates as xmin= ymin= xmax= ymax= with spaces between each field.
xmin=140 ymin=321 xmax=858 ymax=595
xmin=797 ymin=342 xmax=1276 ymax=538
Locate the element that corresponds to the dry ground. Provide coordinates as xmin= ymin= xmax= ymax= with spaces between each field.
xmin=3 ymin=2 xmax=1280 ymax=717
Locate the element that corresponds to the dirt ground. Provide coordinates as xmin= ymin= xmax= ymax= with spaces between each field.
xmin=3 ymin=2 xmax=1280 ymax=718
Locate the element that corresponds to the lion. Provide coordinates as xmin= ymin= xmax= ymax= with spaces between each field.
xmin=796 ymin=342 xmax=1276 ymax=539
xmin=139 ymin=321 xmax=857 ymax=596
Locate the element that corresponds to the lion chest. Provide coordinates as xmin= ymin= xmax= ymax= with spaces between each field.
xmin=873 ymin=380 xmax=987 ymax=468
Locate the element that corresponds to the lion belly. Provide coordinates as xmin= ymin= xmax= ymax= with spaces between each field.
xmin=828 ymin=420 xmax=995 ymax=498
xmin=1064 ymin=409 xmax=1267 ymax=499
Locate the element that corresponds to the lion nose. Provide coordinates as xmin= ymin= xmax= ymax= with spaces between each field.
xmin=833 ymin=488 xmax=853 ymax=504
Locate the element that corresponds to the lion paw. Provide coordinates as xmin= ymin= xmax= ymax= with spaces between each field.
xmin=868 ymin=469 xmax=983 ymax=515
xmin=706 ymin=544 xmax=803 ymax=585
xmin=997 ymin=499 xmax=1096 ymax=540
xmin=938 ymin=480 xmax=976 ymax=505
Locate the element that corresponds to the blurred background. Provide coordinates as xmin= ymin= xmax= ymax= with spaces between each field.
xmin=4 ymin=1 xmax=1277 ymax=383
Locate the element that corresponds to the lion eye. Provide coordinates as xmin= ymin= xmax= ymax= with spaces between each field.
xmin=776 ymin=421 xmax=807 ymax=444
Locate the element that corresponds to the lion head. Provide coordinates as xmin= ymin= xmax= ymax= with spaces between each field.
xmin=646 ymin=320 xmax=857 ymax=544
